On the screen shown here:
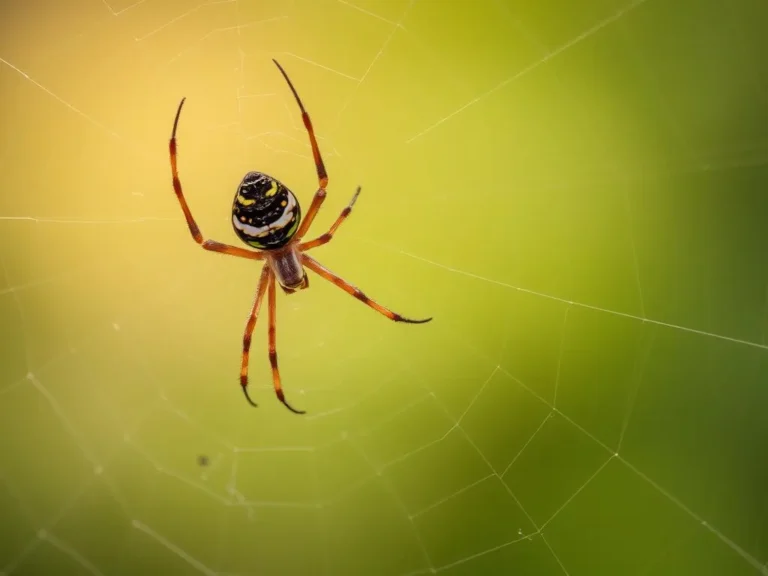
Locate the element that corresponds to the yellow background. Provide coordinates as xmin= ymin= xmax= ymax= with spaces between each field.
xmin=1 ymin=0 xmax=767 ymax=574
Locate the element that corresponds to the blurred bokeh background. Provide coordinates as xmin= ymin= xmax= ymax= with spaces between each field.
xmin=1 ymin=0 xmax=767 ymax=574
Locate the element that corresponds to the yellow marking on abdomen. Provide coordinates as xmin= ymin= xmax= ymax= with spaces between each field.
xmin=232 ymin=194 xmax=296 ymax=237
xmin=237 ymin=194 xmax=256 ymax=206
xmin=265 ymin=181 xmax=278 ymax=197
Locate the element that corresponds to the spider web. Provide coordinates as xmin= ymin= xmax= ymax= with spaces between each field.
xmin=1 ymin=0 xmax=767 ymax=574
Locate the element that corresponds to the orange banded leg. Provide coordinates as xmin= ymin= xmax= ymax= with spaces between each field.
xmin=170 ymin=98 xmax=264 ymax=261
xmin=299 ymin=186 xmax=361 ymax=251
xmin=296 ymin=188 xmax=327 ymax=242
xmin=240 ymin=265 xmax=271 ymax=407
xmin=301 ymin=254 xmax=432 ymax=324
xmin=272 ymin=59 xmax=328 ymax=239
xmin=202 ymin=240 xmax=264 ymax=260
xmin=268 ymin=273 xmax=305 ymax=414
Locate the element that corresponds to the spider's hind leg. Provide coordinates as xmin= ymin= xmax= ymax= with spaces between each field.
xmin=272 ymin=59 xmax=328 ymax=240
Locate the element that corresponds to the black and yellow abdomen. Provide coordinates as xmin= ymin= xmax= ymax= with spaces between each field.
xmin=232 ymin=172 xmax=302 ymax=250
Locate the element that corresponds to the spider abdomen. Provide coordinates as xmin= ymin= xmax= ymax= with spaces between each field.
xmin=232 ymin=171 xmax=302 ymax=250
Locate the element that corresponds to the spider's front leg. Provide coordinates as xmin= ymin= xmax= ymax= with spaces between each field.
xmin=267 ymin=274 xmax=305 ymax=414
xmin=240 ymin=265 xmax=271 ymax=407
xmin=169 ymin=98 xmax=264 ymax=262
xmin=302 ymin=254 xmax=432 ymax=324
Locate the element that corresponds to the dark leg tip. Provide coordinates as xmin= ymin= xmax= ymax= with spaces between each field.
xmin=277 ymin=390 xmax=306 ymax=415
xmin=241 ymin=385 xmax=258 ymax=408
xmin=283 ymin=403 xmax=307 ymax=415
xmin=172 ymin=98 xmax=187 ymax=136
xmin=400 ymin=316 xmax=433 ymax=324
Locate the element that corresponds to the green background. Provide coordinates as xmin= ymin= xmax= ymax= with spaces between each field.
xmin=1 ymin=0 xmax=767 ymax=574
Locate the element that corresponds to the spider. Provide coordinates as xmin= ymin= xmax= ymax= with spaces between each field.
xmin=168 ymin=59 xmax=432 ymax=415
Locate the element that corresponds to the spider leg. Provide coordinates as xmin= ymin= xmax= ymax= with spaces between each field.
xmin=272 ymin=59 xmax=328 ymax=239
xmin=202 ymin=240 xmax=265 ymax=260
xmin=170 ymin=98 xmax=264 ymax=261
xmin=240 ymin=265 xmax=271 ymax=407
xmin=299 ymin=186 xmax=361 ymax=251
xmin=301 ymin=254 xmax=432 ymax=324
xmin=268 ymin=273 xmax=306 ymax=414
xmin=295 ymin=188 xmax=328 ymax=242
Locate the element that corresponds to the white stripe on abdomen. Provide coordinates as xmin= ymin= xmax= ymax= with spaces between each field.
xmin=232 ymin=194 xmax=296 ymax=237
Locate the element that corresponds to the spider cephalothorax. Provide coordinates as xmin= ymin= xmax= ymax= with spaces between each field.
xmin=168 ymin=59 xmax=432 ymax=415
xmin=232 ymin=172 xmax=302 ymax=250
